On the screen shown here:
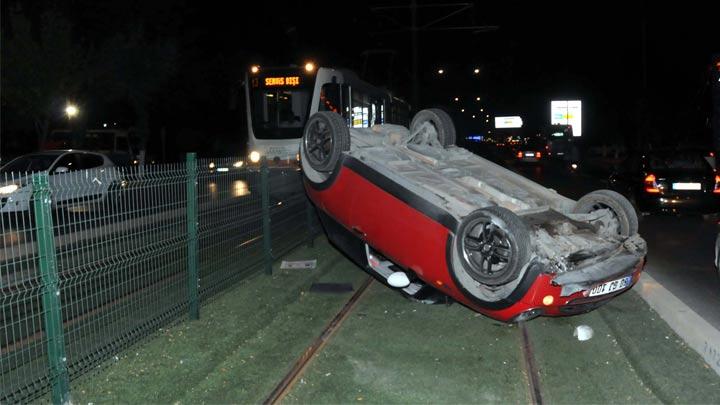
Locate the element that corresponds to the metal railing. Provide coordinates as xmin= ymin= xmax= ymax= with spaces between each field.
xmin=0 ymin=154 xmax=317 ymax=403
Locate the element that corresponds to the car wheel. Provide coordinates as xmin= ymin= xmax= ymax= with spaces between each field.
xmin=409 ymin=108 xmax=456 ymax=148
xmin=455 ymin=206 xmax=531 ymax=286
xmin=302 ymin=111 xmax=350 ymax=173
xmin=573 ymin=189 xmax=639 ymax=237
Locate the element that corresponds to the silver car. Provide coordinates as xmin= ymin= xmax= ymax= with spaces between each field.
xmin=0 ymin=150 xmax=118 ymax=213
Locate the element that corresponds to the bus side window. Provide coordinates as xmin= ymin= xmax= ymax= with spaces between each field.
xmin=319 ymin=84 xmax=341 ymax=114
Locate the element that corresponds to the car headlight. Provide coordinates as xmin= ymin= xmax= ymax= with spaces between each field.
xmin=208 ymin=162 xmax=216 ymax=169
xmin=0 ymin=184 xmax=19 ymax=194
xmin=250 ymin=151 xmax=261 ymax=163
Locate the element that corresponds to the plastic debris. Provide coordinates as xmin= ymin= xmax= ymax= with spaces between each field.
xmin=280 ymin=259 xmax=317 ymax=269
xmin=574 ymin=325 xmax=594 ymax=341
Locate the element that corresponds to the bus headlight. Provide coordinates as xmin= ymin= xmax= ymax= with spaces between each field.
xmin=250 ymin=151 xmax=261 ymax=163
xmin=250 ymin=65 xmax=260 ymax=74
xmin=304 ymin=62 xmax=315 ymax=72
xmin=0 ymin=184 xmax=18 ymax=194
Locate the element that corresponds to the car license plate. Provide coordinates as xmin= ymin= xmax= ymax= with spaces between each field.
xmin=524 ymin=152 xmax=535 ymax=157
xmin=588 ymin=276 xmax=632 ymax=297
xmin=672 ymin=182 xmax=701 ymax=190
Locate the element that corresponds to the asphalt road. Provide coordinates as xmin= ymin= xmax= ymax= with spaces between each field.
xmin=509 ymin=157 xmax=720 ymax=331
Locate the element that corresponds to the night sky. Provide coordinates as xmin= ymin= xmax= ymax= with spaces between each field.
xmin=1 ymin=1 xmax=718 ymax=159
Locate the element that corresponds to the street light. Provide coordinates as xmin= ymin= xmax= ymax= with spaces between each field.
xmin=475 ymin=97 xmax=480 ymax=101
xmin=461 ymin=108 xmax=465 ymax=112
xmin=437 ymin=68 xmax=445 ymax=75
xmin=454 ymin=97 xmax=459 ymax=101
xmin=473 ymin=68 xmax=480 ymax=74
xmin=65 ymin=104 xmax=79 ymax=118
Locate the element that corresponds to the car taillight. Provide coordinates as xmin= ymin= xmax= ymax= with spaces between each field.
xmin=517 ymin=151 xmax=523 ymax=158
xmin=535 ymin=152 xmax=542 ymax=159
xmin=644 ymin=174 xmax=661 ymax=193
xmin=714 ymin=175 xmax=720 ymax=194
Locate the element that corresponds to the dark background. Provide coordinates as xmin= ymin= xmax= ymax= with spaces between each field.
xmin=1 ymin=0 xmax=718 ymax=161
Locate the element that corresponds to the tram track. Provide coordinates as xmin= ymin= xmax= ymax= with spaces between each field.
xmin=263 ymin=276 xmax=374 ymax=405
xmin=520 ymin=322 xmax=544 ymax=405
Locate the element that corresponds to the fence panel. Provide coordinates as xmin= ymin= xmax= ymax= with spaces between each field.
xmin=0 ymin=156 xmax=312 ymax=402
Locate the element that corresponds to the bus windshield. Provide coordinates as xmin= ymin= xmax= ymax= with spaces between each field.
xmin=250 ymin=75 xmax=313 ymax=140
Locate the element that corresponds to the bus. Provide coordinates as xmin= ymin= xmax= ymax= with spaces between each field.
xmin=244 ymin=63 xmax=410 ymax=164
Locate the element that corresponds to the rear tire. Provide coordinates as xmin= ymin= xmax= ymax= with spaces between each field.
xmin=302 ymin=112 xmax=350 ymax=172
xmin=455 ymin=206 xmax=531 ymax=286
xmin=573 ymin=189 xmax=639 ymax=237
xmin=409 ymin=108 xmax=456 ymax=148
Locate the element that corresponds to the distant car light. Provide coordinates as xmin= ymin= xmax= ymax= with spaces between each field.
xmin=644 ymin=174 xmax=661 ymax=193
xmin=0 ymin=184 xmax=19 ymax=194
xmin=250 ymin=151 xmax=261 ymax=163
xmin=714 ymin=175 xmax=720 ymax=194
xmin=233 ymin=160 xmax=244 ymax=168
xmin=517 ymin=151 xmax=523 ymax=158
xmin=535 ymin=152 xmax=542 ymax=159
xmin=216 ymin=167 xmax=229 ymax=173
xmin=208 ymin=162 xmax=216 ymax=169
xmin=571 ymin=163 xmax=579 ymax=170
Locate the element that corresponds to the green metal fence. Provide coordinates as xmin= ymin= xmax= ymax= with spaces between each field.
xmin=0 ymin=154 xmax=317 ymax=403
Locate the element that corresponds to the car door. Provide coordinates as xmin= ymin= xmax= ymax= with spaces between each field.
xmin=76 ymin=153 xmax=113 ymax=202
xmin=48 ymin=153 xmax=81 ymax=207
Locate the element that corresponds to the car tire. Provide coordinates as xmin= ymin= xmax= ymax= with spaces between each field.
xmin=302 ymin=112 xmax=350 ymax=172
xmin=573 ymin=189 xmax=639 ymax=237
xmin=409 ymin=108 xmax=456 ymax=148
xmin=455 ymin=206 xmax=531 ymax=286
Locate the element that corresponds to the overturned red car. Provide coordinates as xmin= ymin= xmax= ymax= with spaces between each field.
xmin=301 ymin=109 xmax=647 ymax=322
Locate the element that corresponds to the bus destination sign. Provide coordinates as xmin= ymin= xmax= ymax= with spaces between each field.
xmin=264 ymin=76 xmax=301 ymax=87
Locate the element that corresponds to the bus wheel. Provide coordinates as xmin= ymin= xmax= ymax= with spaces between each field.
xmin=409 ymin=108 xmax=456 ymax=148
xmin=302 ymin=112 xmax=350 ymax=172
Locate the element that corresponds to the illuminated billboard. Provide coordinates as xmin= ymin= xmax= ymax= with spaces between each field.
xmin=494 ymin=116 xmax=523 ymax=129
xmin=551 ymin=100 xmax=582 ymax=136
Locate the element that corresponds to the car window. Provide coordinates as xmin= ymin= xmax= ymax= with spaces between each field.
xmin=78 ymin=154 xmax=105 ymax=169
xmin=0 ymin=154 xmax=58 ymax=173
xmin=51 ymin=154 xmax=79 ymax=173
xmin=648 ymin=153 xmax=711 ymax=171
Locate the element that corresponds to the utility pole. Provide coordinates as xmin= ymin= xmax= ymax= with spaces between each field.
xmin=370 ymin=2 xmax=498 ymax=108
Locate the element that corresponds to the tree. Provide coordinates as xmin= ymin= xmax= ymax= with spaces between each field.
xmin=1 ymin=8 xmax=87 ymax=145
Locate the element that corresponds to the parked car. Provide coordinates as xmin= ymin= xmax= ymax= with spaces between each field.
xmin=301 ymin=109 xmax=647 ymax=323
xmin=608 ymin=149 xmax=720 ymax=215
xmin=0 ymin=150 xmax=119 ymax=213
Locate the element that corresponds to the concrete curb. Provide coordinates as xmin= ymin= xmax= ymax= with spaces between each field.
xmin=636 ymin=272 xmax=720 ymax=376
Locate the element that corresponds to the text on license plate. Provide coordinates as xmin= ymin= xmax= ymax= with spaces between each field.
xmin=672 ymin=182 xmax=701 ymax=190
xmin=588 ymin=276 xmax=632 ymax=297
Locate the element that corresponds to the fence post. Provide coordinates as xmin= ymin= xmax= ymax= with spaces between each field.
xmin=186 ymin=153 xmax=199 ymax=320
xmin=32 ymin=173 xmax=71 ymax=405
xmin=260 ymin=158 xmax=272 ymax=275
xmin=306 ymin=197 xmax=315 ymax=248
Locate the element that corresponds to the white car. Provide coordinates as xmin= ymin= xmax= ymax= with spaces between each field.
xmin=0 ymin=150 xmax=118 ymax=213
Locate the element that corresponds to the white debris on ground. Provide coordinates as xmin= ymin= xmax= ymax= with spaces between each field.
xmin=574 ymin=325 xmax=594 ymax=341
